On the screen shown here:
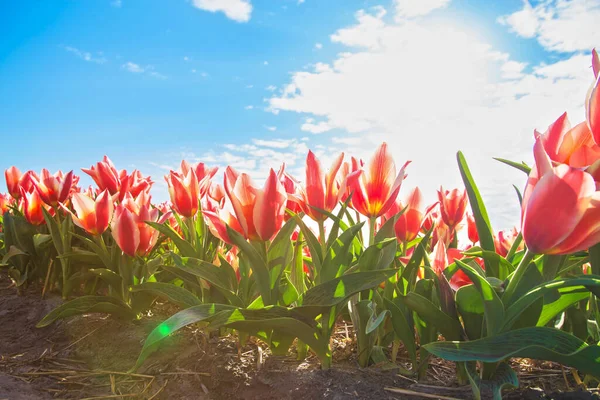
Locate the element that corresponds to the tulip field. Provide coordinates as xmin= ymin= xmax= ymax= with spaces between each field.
xmin=1 ymin=50 xmax=600 ymax=399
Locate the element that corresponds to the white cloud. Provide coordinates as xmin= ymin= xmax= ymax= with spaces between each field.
xmin=244 ymin=105 xmax=254 ymax=110
xmin=301 ymin=118 xmax=332 ymax=134
xmin=246 ymin=84 xmax=254 ymax=88
xmin=191 ymin=0 xmax=252 ymax=22
xmin=63 ymin=46 xmax=107 ymax=64
xmin=265 ymin=85 xmax=277 ymax=91
xmin=122 ymin=62 xmax=166 ymax=79
xmin=394 ymin=0 xmax=450 ymax=19
xmin=298 ymin=0 xmax=305 ymax=4
xmin=122 ymin=61 xmax=144 ymax=73
xmin=111 ymin=0 xmax=122 ymax=8
xmin=264 ymin=125 xmax=277 ymax=131
xmin=191 ymin=69 xmax=197 ymax=73
xmin=498 ymin=0 xmax=600 ymax=52
xmin=183 ymin=56 xmax=189 ymax=61
xmin=268 ymin=4 xmax=598 ymax=229
xmin=264 ymin=61 xmax=269 ymax=66
xmin=315 ymin=43 xmax=323 ymax=50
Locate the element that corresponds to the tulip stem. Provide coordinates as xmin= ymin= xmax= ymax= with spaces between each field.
xmin=368 ymin=217 xmax=377 ymax=247
xmin=318 ymin=220 xmax=327 ymax=259
xmin=186 ymin=216 xmax=196 ymax=248
xmin=503 ymin=248 xmax=535 ymax=304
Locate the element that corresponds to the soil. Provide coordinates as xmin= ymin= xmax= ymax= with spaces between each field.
xmin=0 ymin=272 xmax=598 ymax=400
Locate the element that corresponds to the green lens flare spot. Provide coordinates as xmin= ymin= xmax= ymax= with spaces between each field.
xmin=158 ymin=324 xmax=171 ymax=337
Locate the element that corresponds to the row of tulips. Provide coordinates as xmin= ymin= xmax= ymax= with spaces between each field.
xmin=1 ymin=49 xmax=600 ymax=400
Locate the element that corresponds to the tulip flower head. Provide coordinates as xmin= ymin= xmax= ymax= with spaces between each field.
xmin=5 ymin=167 xmax=23 ymax=199
xmin=521 ymin=135 xmax=600 ymax=254
xmin=111 ymin=193 xmax=162 ymax=257
xmin=82 ymin=156 xmax=121 ymax=195
xmin=384 ymin=187 xmax=424 ymax=243
xmin=437 ymin=187 xmax=468 ymax=230
xmin=221 ymin=167 xmax=287 ymax=242
xmin=19 ymin=187 xmax=47 ymax=226
xmin=346 ymin=142 xmax=410 ymax=218
xmin=30 ymin=169 xmax=76 ymax=207
xmin=295 ymin=151 xmax=345 ymax=221
xmin=68 ymin=190 xmax=114 ymax=235
xmin=165 ymin=160 xmax=200 ymax=218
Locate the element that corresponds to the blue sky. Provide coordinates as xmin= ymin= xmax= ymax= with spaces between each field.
xmin=1 ymin=0 xmax=599 ymax=230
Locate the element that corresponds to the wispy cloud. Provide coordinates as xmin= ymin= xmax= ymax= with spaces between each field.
xmin=244 ymin=105 xmax=254 ymax=110
xmin=265 ymin=85 xmax=277 ymax=92
xmin=315 ymin=42 xmax=323 ymax=50
xmin=191 ymin=0 xmax=252 ymax=23
xmin=111 ymin=0 xmax=122 ymax=8
xmin=63 ymin=46 xmax=107 ymax=64
xmin=264 ymin=125 xmax=277 ymax=132
xmin=121 ymin=62 xmax=167 ymax=79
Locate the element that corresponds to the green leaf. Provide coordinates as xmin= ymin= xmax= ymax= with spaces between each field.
xmin=398 ymin=292 xmax=463 ymax=341
xmin=537 ymin=291 xmax=590 ymax=327
xmin=461 ymin=247 xmax=514 ymax=280
xmin=1 ymin=245 xmax=28 ymax=265
xmin=133 ymin=303 xmax=238 ymax=370
xmin=131 ymin=282 xmax=201 ymax=308
xmin=36 ymin=296 xmax=136 ymax=328
xmin=423 ymin=326 xmax=600 ymax=378
xmin=457 ymin=152 xmax=499 ymax=278
xmin=293 ymin=214 xmax=323 ymax=273
xmin=493 ymin=157 xmax=531 ymax=174
xmin=401 ymin=230 xmax=432 ymax=293
xmin=226 ymin=226 xmax=272 ymax=305
xmin=456 ymin=259 xmax=504 ymax=336
xmin=299 ymin=269 xmax=397 ymax=309
xmin=384 ymin=297 xmax=417 ymax=365
xmin=146 ymin=221 xmax=197 ymax=258
xmin=88 ymin=268 xmax=124 ymax=292
xmin=320 ymin=222 xmax=364 ymax=282
xmin=466 ymin=362 xmax=518 ymax=400
xmin=358 ymin=238 xmax=397 ymax=272
xmin=456 ymin=285 xmax=484 ymax=340
xmin=43 ymin=208 xmax=63 ymax=254
xmin=32 ymin=233 xmax=53 ymax=252
xmin=502 ymin=276 xmax=600 ymax=331
xmin=366 ymin=301 xmax=390 ymax=335
xmin=59 ymin=248 xmax=105 ymax=268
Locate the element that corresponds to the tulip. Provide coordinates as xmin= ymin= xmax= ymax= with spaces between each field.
xmin=203 ymin=197 xmax=245 ymax=245
xmin=5 ymin=167 xmax=22 ymax=199
xmin=521 ymin=136 xmax=600 ymax=254
xmin=186 ymin=161 xmax=218 ymax=196
xmin=20 ymin=188 xmax=46 ymax=226
xmin=295 ymin=151 xmax=345 ymax=221
xmin=346 ymin=142 xmax=410 ymax=218
xmin=165 ymin=161 xmax=199 ymax=218
xmin=218 ymin=167 xmax=287 ymax=242
xmin=431 ymin=241 xmax=474 ymax=291
xmin=494 ymin=227 xmax=521 ymax=257
xmin=0 ymin=193 xmax=12 ymax=214
xmin=30 ymin=169 xmax=75 ymax=206
xmin=278 ymin=165 xmax=303 ymax=219
xmin=82 ymin=156 xmax=121 ymax=195
xmin=68 ymin=190 xmax=114 ymax=235
xmin=466 ymin=213 xmax=478 ymax=244
xmin=384 ymin=187 xmax=424 ymax=244
xmin=437 ymin=187 xmax=468 ymax=230
xmin=421 ymin=203 xmax=440 ymax=233
xmin=593 ymin=48 xmax=599 ymax=79
xmin=536 ymin=112 xmax=600 ymax=168
xmin=124 ymin=170 xmax=153 ymax=200
xmin=111 ymin=193 xmax=163 ymax=256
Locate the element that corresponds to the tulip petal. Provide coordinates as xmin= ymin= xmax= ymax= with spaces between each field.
xmin=522 ymin=164 xmax=595 ymax=254
xmin=95 ymin=190 xmax=114 ymax=234
xmin=305 ymin=151 xmax=326 ymax=220
xmin=587 ymin=76 xmax=600 ymax=144
xmin=111 ymin=206 xmax=140 ymax=257
xmin=254 ymin=169 xmax=287 ymax=241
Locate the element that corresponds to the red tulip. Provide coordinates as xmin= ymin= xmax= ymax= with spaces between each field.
xmin=0 ymin=193 xmax=12 ymax=215
xmin=20 ymin=187 xmax=46 ymax=226
xmin=30 ymin=169 xmax=75 ymax=206
xmin=437 ymin=187 xmax=468 ymax=229
xmin=221 ymin=167 xmax=287 ymax=242
xmin=203 ymin=197 xmax=245 ymax=245
xmin=494 ymin=227 xmax=521 ymax=257
xmin=387 ymin=187 xmax=424 ymax=243
xmin=466 ymin=213 xmax=478 ymax=244
xmin=82 ymin=156 xmax=121 ymax=195
xmin=5 ymin=167 xmax=23 ymax=199
xmin=68 ymin=190 xmax=114 ymax=235
xmin=296 ymin=151 xmax=345 ymax=221
xmin=278 ymin=165 xmax=303 ymax=219
xmin=522 ymin=136 xmax=600 ymax=254
xmin=536 ymin=112 xmax=600 ymax=168
xmin=124 ymin=170 xmax=153 ymax=200
xmin=165 ymin=161 xmax=199 ymax=218
xmin=111 ymin=193 xmax=162 ymax=256
xmin=346 ymin=143 xmax=410 ymax=218
xmin=431 ymin=241 xmax=473 ymax=291
xmin=186 ymin=161 xmax=218 ymax=196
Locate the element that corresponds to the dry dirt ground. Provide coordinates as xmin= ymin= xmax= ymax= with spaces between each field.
xmin=0 ymin=273 xmax=598 ymax=400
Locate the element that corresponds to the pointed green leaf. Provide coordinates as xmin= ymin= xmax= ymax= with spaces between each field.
xmin=37 ymin=296 xmax=135 ymax=328
xmin=131 ymin=282 xmax=201 ymax=308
